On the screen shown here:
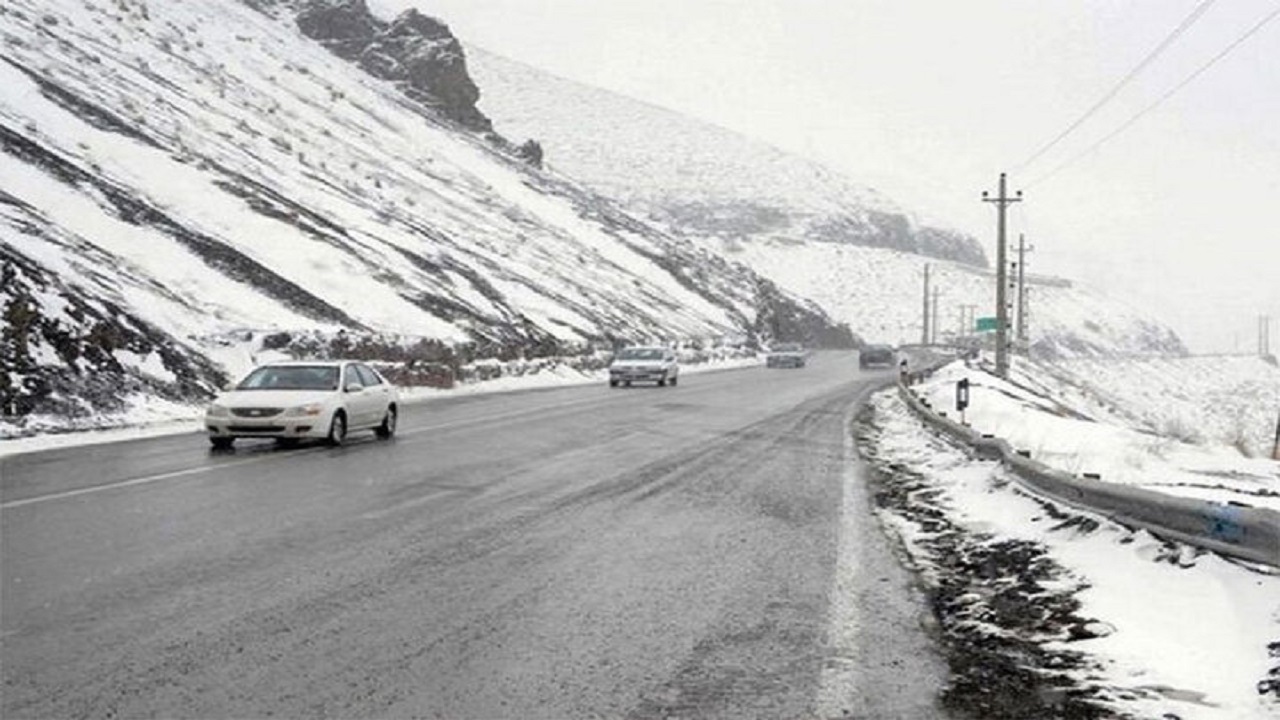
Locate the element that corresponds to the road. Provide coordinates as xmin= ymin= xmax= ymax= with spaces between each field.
xmin=0 ymin=352 xmax=947 ymax=719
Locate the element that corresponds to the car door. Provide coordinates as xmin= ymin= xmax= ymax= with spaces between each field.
xmin=340 ymin=364 xmax=373 ymax=428
xmin=355 ymin=364 xmax=391 ymax=424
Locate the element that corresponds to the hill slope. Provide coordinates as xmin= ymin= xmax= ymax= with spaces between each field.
xmin=467 ymin=47 xmax=987 ymax=267
xmin=0 ymin=0 xmax=845 ymax=434
xmin=465 ymin=47 xmax=1185 ymax=357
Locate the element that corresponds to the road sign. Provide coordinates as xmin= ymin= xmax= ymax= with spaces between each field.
xmin=976 ymin=316 xmax=998 ymax=332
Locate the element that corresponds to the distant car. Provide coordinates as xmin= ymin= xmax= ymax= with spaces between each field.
xmin=766 ymin=342 xmax=808 ymax=368
xmin=859 ymin=344 xmax=896 ymax=369
xmin=205 ymin=360 xmax=398 ymax=449
xmin=609 ymin=346 xmax=679 ymax=387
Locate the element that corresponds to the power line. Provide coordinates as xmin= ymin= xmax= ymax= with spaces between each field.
xmin=1014 ymin=0 xmax=1222 ymax=174
xmin=1027 ymin=3 xmax=1280 ymax=189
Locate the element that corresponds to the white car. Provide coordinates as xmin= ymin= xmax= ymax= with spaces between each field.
xmin=205 ymin=360 xmax=399 ymax=449
xmin=608 ymin=346 xmax=679 ymax=387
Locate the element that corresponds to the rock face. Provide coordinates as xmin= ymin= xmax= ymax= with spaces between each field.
xmin=1 ymin=247 xmax=225 ymax=422
xmin=295 ymin=0 xmax=490 ymax=131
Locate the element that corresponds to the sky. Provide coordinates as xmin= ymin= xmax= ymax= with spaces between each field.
xmin=371 ymin=0 xmax=1279 ymax=353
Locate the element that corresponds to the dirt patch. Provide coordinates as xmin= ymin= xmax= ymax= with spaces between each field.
xmin=855 ymin=403 xmax=1114 ymax=719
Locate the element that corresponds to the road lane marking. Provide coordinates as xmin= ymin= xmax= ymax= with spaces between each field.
xmin=1 ymin=364 xmax=777 ymax=511
xmin=1 ymin=394 xmax=630 ymax=510
xmin=816 ymin=404 xmax=867 ymax=717
xmin=0 ymin=450 xmax=310 ymax=510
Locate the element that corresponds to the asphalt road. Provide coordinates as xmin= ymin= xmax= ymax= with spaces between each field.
xmin=0 ymin=353 xmax=948 ymax=719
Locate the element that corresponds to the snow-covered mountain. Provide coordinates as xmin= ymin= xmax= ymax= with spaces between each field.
xmin=466 ymin=48 xmax=1187 ymax=357
xmin=0 ymin=0 xmax=850 ymax=434
xmin=468 ymin=47 xmax=987 ymax=268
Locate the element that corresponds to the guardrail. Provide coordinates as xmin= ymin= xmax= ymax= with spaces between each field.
xmin=896 ymin=368 xmax=1280 ymax=568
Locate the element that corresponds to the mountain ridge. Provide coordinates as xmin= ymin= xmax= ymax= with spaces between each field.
xmin=0 ymin=0 xmax=851 ymax=435
xmin=465 ymin=45 xmax=989 ymax=267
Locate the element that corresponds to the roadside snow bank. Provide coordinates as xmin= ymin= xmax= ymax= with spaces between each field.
xmin=911 ymin=360 xmax=1280 ymax=511
xmin=860 ymin=392 xmax=1280 ymax=720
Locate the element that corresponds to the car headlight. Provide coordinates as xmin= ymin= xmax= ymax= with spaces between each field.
xmin=285 ymin=403 xmax=324 ymax=417
xmin=207 ymin=403 xmax=229 ymax=417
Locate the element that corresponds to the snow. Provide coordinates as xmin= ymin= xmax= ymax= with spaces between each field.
xmin=114 ymin=349 xmax=178 ymax=384
xmin=869 ymin=390 xmax=1280 ymax=719
xmin=911 ymin=358 xmax=1280 ymax=510
xmin=719 ymin=236 xmax=1182 ymax=355
xmin=1 ymin=0 xmax=752 ymax=371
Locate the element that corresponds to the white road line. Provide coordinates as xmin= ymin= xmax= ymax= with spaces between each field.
xmin=815 ymin=405 xmax=866 ymax=718
xmin=2 ymin=372 xmax=742 ymax=511
xmin=1 ymin=394 xmax=619 ymax=511
xmin=0 ymin=450 xmax=309 ymax=510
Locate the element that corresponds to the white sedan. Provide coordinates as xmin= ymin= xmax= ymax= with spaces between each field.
xmin=205 ymin=360 xmax=399 ymax=449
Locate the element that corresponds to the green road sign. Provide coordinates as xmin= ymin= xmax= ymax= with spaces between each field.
xmin=976 ymin=316 xmax=999 ymax=332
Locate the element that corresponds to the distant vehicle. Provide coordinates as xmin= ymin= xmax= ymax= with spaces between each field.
xmin=859 ymin=344 xmax=896 ymax=369
xmin=766 ymin=342 xmax=808 ymax=368
xmin=609 ymin=346 xmax=679 ymax=387
xmin=205 ymin=360 xmax=398 ymax=449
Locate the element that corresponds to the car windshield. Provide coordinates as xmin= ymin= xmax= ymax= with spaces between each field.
xmin=235 ymin=365 xmax=340 ymax=391
xmin=617 ymin=348 xmax=664 ymax=360
xmin=773 ymin=343 xmax=802 ymax=352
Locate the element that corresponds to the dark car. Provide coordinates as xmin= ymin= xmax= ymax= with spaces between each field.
xmin=859 ymin=344 xmax=895 ymax=369
xmin=766 ymin=342 xmax=808 ymax=368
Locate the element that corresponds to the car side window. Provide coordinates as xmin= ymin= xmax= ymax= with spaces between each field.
xmin=355 ymin=364 xmax=381 ymax=386
xmin=343 ymin=365 xmax=363 ymax=390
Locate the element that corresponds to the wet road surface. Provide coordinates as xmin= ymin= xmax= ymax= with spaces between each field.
xmin=1 ymin=353 xmax=948 ymax=719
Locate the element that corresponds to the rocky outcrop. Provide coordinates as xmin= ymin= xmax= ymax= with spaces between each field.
xmin=1 ymin=247 xmax=226 ymax=424
xmin=295 ymin=0 xmax=490 ymax=131
xmin=811 ymin=211 xmax=987 ymax=267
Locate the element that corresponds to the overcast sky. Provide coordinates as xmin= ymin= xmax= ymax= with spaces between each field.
xmin=372 ymin=0 xmax=1278 ymax=353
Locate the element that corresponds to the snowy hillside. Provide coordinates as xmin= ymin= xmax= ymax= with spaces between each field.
xmin=719 ymin=237 xmax=1186 ymax=356
xmin=1044 ymin=356 xmax=1280 ymax=460
xmin=465 ymin=47 xmax=1189 ymax=358
xmin=915 ymin=358 xmax=1280 ymax=510
xmin=0 ymin=0 xmax=848 ymax=434
xmin=466 ymin=47 xmax=987 ymax=267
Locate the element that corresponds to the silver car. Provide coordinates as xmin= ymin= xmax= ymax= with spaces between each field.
xmin=205 ymin=360 xmax=399 ymax=449
xmin=608 ymin=346 xmax=679 ymax=387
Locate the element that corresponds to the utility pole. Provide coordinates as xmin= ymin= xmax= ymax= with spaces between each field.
xmin=983 ymin=173 xmax=1022 ymax=378
xmin=921 ymin=263 xmax=931 ymax=346
xmin=931 ymin=287 xmax=940 ymax=345
xmin=1015 ymin=234 xmax=1033 ymax=353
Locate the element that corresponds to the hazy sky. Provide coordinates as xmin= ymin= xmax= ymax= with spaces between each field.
xmin=372 ymin=0 xmax=1278 ymax=353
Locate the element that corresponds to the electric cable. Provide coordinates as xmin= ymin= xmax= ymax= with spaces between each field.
xmin=1026 ymin=3 xmax=1280 ymax=189
xmin=1013 ymin=0 xmax=1222 ymax=174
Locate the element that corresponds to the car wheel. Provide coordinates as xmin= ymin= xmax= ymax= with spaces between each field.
xmin=657 ymin=377 xmax=666 ymax=387
xmin=209 ymin=436 xmax=234 ymax=450
xmin=326 ymin=411 xmax=347 ymax=447
xmin=669 ymin=375 xmax=678 ymax=387
xmin=609 ymin=379 xmax=619 ymax=388
xmin=375 ymin=405 xmax=397 ymax=439
xmin=624 ymin=380 xmax=632 ymax=387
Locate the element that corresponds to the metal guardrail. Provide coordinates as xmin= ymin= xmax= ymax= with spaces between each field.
xmin=896 ymin=370 xmax=1280 ymax=568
